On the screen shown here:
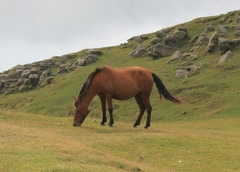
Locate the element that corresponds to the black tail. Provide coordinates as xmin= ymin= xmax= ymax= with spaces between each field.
xmin=152 ymin=73 xmax=181 ymax=104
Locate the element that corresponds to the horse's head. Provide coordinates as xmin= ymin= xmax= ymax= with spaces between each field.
xmin=73 ymin=98 xmax=89 ymax=127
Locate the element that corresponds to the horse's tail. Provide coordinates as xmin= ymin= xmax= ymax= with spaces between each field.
xmin=152 ymin=73 xmax=181 ymax=104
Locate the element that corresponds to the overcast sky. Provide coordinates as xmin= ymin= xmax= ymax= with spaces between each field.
xmin=0 ymin=0 xmax=239 ymax=72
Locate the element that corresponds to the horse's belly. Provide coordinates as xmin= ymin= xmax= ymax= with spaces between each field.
xmin=111 ymin=87 xmax=140 ymax=100
xmin=112 ymin=93 xmax=135 ymax=100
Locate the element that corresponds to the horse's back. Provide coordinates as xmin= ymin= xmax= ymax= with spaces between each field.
xmin=97 ymin=66 xmax=154 ymax=100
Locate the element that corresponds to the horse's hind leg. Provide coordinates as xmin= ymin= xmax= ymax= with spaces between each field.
xmin=133 ymin=94 xmax=146 ymax=127
xmin=142 ymin=98 xmax=152 ymax=129
xmin=99 ymin=95 xmax=107 ymax=125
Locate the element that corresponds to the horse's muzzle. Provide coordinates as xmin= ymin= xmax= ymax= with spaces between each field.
xmin=73 ymin=123 xmax=81 ymax=127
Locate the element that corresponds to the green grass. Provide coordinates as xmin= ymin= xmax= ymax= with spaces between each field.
xmin=1 ymin=46 xmax=239 ymax=122
xmin=0 ymin=110 xmax=239 ymax=172
xmin=0 ymin=10 xmax=240 ymax=172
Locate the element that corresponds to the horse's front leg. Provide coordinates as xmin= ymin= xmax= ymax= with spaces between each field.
xmin=99 ymin=95 xmax=107 ymax=125
xmin=106 ymin=95 xmax=114 ymax=127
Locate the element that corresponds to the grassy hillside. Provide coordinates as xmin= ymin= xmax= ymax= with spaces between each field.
xmin=1 ymin=12 xmax=240 ymax=122
xmin=0 ymin=10 xmax=240 ymax=172
xmin=1 ymin=110 xmax=240 ymax=171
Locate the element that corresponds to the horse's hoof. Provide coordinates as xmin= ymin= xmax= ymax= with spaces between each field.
xmin=108 ymin=124 xmax=113 ymax=127
xmin=144 ymin=126 xmax=149 ymax=129
xmin=100 ymin=123 xmax=105 ymax=126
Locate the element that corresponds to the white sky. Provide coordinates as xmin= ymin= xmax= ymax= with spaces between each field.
xmin=0 ymin=0 xmax=239 ymax=72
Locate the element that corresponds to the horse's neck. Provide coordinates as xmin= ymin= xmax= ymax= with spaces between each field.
xmin=81 ymin=87 xmax=96 ymax=106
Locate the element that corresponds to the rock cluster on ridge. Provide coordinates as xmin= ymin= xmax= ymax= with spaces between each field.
xmin=0 ymin=49 xmax=103 ymax=94
xmin=1 ymin=10 xmax=240 ymax=94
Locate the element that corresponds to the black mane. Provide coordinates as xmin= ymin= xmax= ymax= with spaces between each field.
xmin=77 ymin=66 xmax=105 ymax=99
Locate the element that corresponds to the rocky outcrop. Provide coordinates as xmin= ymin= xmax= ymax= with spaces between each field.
xmin=72 ymin=49 xmax=102 ymax=68
xmin=1 ymin=10 xmax=240 ymax=94
xmin=218 ymin=50 xmax=232 ymax=64
xmin=206 ymin=32 xmax=219 ymax=53
xmin=167 ymin=51 xmax=182 ymax=63
xmin=175 ymin=65 xmax=201 ymax=78
xmin=218 ymin=39 xmax=240 ymax=53
xmin=0 ymin=49 xmax=103 ymax=94
xmin=128 ymin=27 xmax=187 ymax=59
xmin=151 ymin=37 xmax=162 ymax=45
xmin=128 ymin=34 xmax=149 ymax=42
xmin=163 ymin=28 xmax=187 ymax=46
xmin=129 ymin=44 xmax=146 ymax=57
xmin=148 ymin=43 xmax=176 ymax=59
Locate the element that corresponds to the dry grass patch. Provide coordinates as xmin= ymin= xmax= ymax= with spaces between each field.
xmin=0 ymin=110 xmax=240 ymax=171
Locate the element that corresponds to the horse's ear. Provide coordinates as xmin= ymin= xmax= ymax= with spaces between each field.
xmin=72 ymin=96 xmax=76 ymax=101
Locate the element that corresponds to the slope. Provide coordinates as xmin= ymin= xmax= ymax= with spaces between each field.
xmin=0 ymin=10 xmax=240 ymax=123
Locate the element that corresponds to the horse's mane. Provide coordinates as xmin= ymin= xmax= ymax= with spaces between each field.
xmin=77 ymin=66 xmax=105 ymax=99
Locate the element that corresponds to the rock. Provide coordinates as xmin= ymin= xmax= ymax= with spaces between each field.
xmin=16 ymin=78 xmax=24 ymax=87
xmin=0 ymin=81 xmax=4 ymax=91
xmin=237 ymin=17 xmax=240 ymax=24
xmin=167 ymin=50 xmax=182 ymax=63
xmin=155 ymin=30 xmax=166 ymax=38
xmin=9 ymin=65 xmax=25 ymax=71
xmin=41 ymin=70 xmax=52 ymax=79
xmin=129 ymin=44 xmax=146 ymax=57
xmin=147 ymin=51 xmax=159 ymax=59
xmin=87 ymin=49 xmax=103 ymax=56
xmin=60 ymin=54 xmax=77 ymax=61
xmin=128 ymin=34 xmax=149 ymax=42
xmin=218 ymin=50 xmax=232 ymax=64
xmin=38 ymin=59 xmax=54 ymax=70
xmin=189 ymin=35 xmax=199 ymax=44
xmin=15 ymin=69 xmax=24 ymax=78
xmin=232 ymin=25 xmax=240 ymax=31
xmin=178 ymin=28 xmax=188 ymax=33
xmin=217 ymin=25 xmax=229 ymax=34
xmin=204 ymin=25 xmax=215 ymax=33
xmin=21 ymin=70 xmax=31 ymax=78
xmin=234 ymin=30 xmax=240 ymax=36
xmin=0 ymin=74 xmax=7 ymax=81
xmin=182 ymin=53 xmax=199 ymax=60
xmin=30 ymin=67 xmax=41 ymax=74
xmin=59 ymin=62 xmax=72 ymax=69
xmin=23 ymin=63 xmax=35 ymax=70
xmin=173 ymin=28 xmax=187 ymax=40
xmin=195 ymin=34 xmax=209 ymax=45
xmin=19 ymin=85 xmax=29 ymax=92
xmin=75 ymin=58 xmax=86 ymax=66
xmin=29 ymin=74 xmax=39 ymax=86
xmin=4 ymin=79 xmax=18 ymax=87
xmin=85 ymin=54 xmax=98 ymax=65
xmin=138 ymin=35 xmax=149 ymax=41
xmin=151 ymin=37 xmax=162 ymax=45
xmin=151 ymin=43 xmax=176 ymax=58
xmin=55 ymin=68 xmax=68 ymax=75
xmin=175 ymin=65 xmax=200 ymax=78
xmin=218 ymin=39 xmax=235 ymax=52
xmin=6 ymin=71 xmax=16 ymax=79
xmin=46 ymin=76 xmax=54 ymax=84
xmin=23 ymin=79 xmax=30 ymax=85
xmin=163 ymin=35 xmax=177 ymax=46
xmin=160 ymin=27 xmax=175 ymax=33
xmin=206 ymin=32 xmax=219 ymax=53
xmin=232 ymin=39 xmax=240 ymax=45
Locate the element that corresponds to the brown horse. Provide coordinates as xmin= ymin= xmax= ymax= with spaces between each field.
xmin=73 ymin=65 xmax=181 ymax=128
